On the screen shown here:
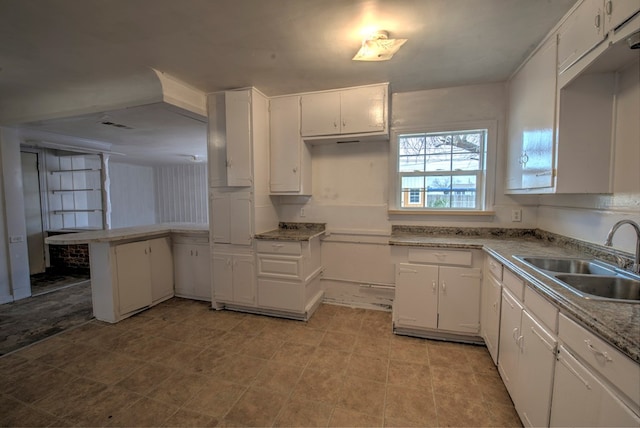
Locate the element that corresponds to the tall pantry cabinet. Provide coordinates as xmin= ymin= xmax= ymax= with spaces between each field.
xmin=207 ymin=88 xmax=278 ymax=309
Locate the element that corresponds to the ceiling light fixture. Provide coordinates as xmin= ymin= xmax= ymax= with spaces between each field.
xmin=352 ymin=30 xmax=407 ymax=61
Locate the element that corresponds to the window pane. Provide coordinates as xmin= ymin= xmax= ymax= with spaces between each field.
xmin=425 ymin=176 xmax=451 ymax=208
xmin=401 ymin=176 xmax=425 ymax=207
xmin=451 ymin=175 xmax=477 ymax=209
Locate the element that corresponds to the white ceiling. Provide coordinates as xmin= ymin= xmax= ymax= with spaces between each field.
xmin=0 ymin=0 xmax=577 ymax=165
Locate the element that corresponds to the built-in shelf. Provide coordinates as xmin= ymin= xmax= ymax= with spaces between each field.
xmin=53 ymin=209 xmax=103 ymax=214
xmin=50 ymin=189 xmax=100 ymax=194
xmin=49 ymin=168 xmax=101 ymax=174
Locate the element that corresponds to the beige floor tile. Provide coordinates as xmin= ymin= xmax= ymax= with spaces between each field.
xmin=329 ymin=407 xmax=383 ymax=427
xmin=84 ymin=326 xmax=127 ymax=350
xmin=5 ymin=367 xmax=72 ymax=404
xmin=385 ymin=384 xmax=438 ymax=426
xmin=435 ymin=393 xmax=493 ymax=427
xmin=161 ymin=408 xmax=219 ymax=427
xmin=387 ymin=359 xmax=432 ymax=389
xmin=252 ymin=360 xmax=304 ymax=394
xmin=304 ymin=310 xmax=334 ymax=330
xmin=152 ymin=341 xmax=206 ymax=370
xmin=389 ymin=335 xmax=430 ymax=363
xmin=13 ymin=335 xmax=69 ymax=360
xmin=58 ymin=322 xmax=110 ymax=344
xmin=486 ymin=402 xmax=523 ymax=427
xmin=213 ymin=354 xmax=267 ymax=385
xmin=156 ymin=320 xmax=199 ymax=341
xmin=336 ymin=376 xmax=386 ymax=416
xmin=431 ymin=366 xmax=482 ymax=399
xmin=477 ymin=372 xmax=513 ymax=403
xmin=108 ymin=396 xmax=178 ymax=427
xmin=286 ymin=324 xmax=326 ymax=346
xmin=33 ymin=339 xmax=93 ymax=368
xmin=229 ymin=315 xmax=269 ymax=337
xmin=117 ymin=363 xmax=174 ymax=395
xmin=274 ymin=397 xmax=333 ymax=427
xmin=124 ymin=335 xmax=177 ymax=361
xmin=346 ymin=354 xmax=388 ymax=383
xmin=61 ymin=348 xmax=142 ymax=385
xmin=189 ymin=346 xmax=230 ymax=375
xmin=359 ymin=317 xmax=394 ymax=337
xmin=353 ymin=335 xmax=391 ymax=359
xmin=224 ymin=387 xmax=288 ymax=427
xmin=240 ymin=334 xmax=284 ymax=359
xmin=465 ymin=345 xmax=500 ymax=376
xmin=319 ymin=331 xmax=357 ymax=352
xmin=314 ymin=303 xmax=345 ymax=317
xmin=208 ymin=331 xmax=248 ymax=353
xmin=0 ymin=398 xmax=61 ymax=427
xmin=327 ymin=313 xmax=364 ymax=335
xmin=306 ymin=347 xmax=351 ymax=373
xmin=33 ymin=376 xmax=106 ymax=418
xmin=293 ymin=368 xmax=346 ymax=405
xmin=272 ymin=341 xmax=316 ymax=367
xmin=62 ymin=385 xmax=142 ymax=427
xmin=428 ymin=341 xmax=473 ymax=371
xmin=147 ymin=371 xmax=209 ymax=406
xmin=182 ymin=379 xmax=246 ymax=417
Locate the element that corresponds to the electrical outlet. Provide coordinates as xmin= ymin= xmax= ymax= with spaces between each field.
xmin=9 ymin=235 xmax=24 ymax=243
xmin=511 ymin=209 xmax=522 ymax=222
xmin=300 ymin=208 xmax=306 ymax=217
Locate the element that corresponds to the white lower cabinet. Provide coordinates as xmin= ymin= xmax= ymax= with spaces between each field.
xmin=392 ymin=248 xmax=482 ymax=339
xmin=255 ymin=237 xmax=323 ymax=319
xmin=550 ymin=314 xmax=640 ymax=427
xmin=481 ymin=256 xmax=502 ymax=364
xmin=212 ymin=247 xmax=256 ymax=307
xmin=149 ymin=237 xmax=174 ymax=304
xmin=173 ymin=236 xmax=211 ymax=301
xmin=498 ymin=287 xmax=524 ymax=400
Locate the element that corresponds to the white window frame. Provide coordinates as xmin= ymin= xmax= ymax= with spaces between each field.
xmin=389 ymin=120 xmax=497 ymax=215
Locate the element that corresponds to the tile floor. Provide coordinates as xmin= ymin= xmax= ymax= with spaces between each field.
xmin=0 ymin=298 xmax=522 ymax=427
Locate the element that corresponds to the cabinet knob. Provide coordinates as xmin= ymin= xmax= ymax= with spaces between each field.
xmin=441 ymin=281 xmax=446 ymax=292
xmin=292 ymin=167 xmax=297 ymax=173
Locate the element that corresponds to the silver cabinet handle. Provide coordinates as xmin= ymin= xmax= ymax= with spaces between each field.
xmin=585 ymin=339 xmax=613 ymax=362
xmin=594 ymin=13 xmax=601 ymax=29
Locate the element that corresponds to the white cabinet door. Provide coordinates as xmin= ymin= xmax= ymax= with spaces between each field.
xmin=506 ymin=35 xmax=556 ymax=191
xmin=115 ymin=240 xmax=152 ymax=314
xmin=230 ymin=190 xmax=252 ymax=246
xmin=233 ymin=254 xmax=256 ymax=305
xmin=212 ymin=252 xmax=233 ymax=302
xmin=192 ymin=244 xmax=211 ymax=300
xmin=482 ymin=272 xmax=502 ymax=364
xmin=211 ymin=191 xmax=231 ymax=243
xmin=149 ymin=237 xmax=173 ymax=303
xmin=270 ymin=96 xmax=302 ymax=193
xmin=300 ymin=91 xmax=340 ymax=136
xmin=208 ymin=92 xmax=228 ymax=187
xmin=438 ymin=267 xmax=481 ymax=334
xmin=498 ymin=288 xmax=524 ymax=402
xmin=604 ymin=0 xmax=640 ymax=32
xmin=550 ymin=345 xmax=640 ymax=427
xmin=395 ymin=263 xmax=438 ymax=329
xmin=173 ymin=243 xmax=195 ymax=297
xmin=558 ymin=0 xmax=605 ymax=73
xmin=517 ymin=310 xmax=557 ymax=428
xmin=340 ymin=85 xmax=386 ymax=135
xmin=225 ymin=90 xmax=253 ymax=187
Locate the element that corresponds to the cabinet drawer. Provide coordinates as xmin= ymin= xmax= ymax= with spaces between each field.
xmin=256 ymin=240 xmax=302 ymax=255
xmin=257 ymin=278 xmax=304 ymax=312
xmin=172 ymin=234 xmax=209 ymax=245
xmin=257 ymin=254 xmax=303 ymax=279
xmin=408 ymin=249 xmax=472 ymax=266
xmin=503 ymin=269 xmax=525 ymax=301
xmin=485 ymin=255 xmax=503 ymax=281
xmin=559 ymin=313 xmax=640 ymax=409
xmin=524 ymin=285 xmax=558 ymax=334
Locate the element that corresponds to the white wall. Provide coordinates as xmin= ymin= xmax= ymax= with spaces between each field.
xmin=109 ymin=162 xmax=156 ymax=228
xmin=537 ymin=60 xmax=640 ymax=254
xmin=154 ymin=163 xmax=208 ymax=224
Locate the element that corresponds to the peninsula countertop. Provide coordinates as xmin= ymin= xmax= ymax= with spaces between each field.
xmin=390 ymin=227 xmax=640 ymax=363
xmin=44 ymin=223 xmax=209 ymax=245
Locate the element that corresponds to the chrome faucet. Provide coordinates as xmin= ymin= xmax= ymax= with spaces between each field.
xmin=604 ymin=220 xmax=640 ymax=274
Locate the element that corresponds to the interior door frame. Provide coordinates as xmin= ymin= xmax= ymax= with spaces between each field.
xmin=20 ymin=147 xmax=50 ymax=269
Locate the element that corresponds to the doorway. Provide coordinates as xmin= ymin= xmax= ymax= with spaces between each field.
xmin=20 ymin=151 xmax=46 ymax=275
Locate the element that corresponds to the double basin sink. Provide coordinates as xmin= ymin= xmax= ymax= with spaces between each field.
xmin=514 ymin=256 xmax=640 ymax=303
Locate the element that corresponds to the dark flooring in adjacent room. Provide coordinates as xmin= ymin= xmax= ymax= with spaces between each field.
xmin=0 ymin=279 xmax=93 ymax=356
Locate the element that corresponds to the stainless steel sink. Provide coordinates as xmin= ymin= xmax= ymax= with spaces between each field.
xmin=518 ymin=257 xmax=615 ymax=275
xmin=513 ymin=255 xmax=640 ymax=303
xmin=555 ymin=274 xmax=640 ymax=302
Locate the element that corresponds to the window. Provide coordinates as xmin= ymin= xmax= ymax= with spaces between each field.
xmin=393 ymin=124 xmax=492 ymax=212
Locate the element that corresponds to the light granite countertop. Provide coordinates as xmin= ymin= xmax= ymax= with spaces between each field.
xmin=254 ymin=222 xmax=326 ymax=242
xmin=390 ymin=227 xmax=640 ymax=363
xmin=45 ymin=223 xmax=208 ymax=245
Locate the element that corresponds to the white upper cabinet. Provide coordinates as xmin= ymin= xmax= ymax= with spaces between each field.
xmin=604 ymin=0 xmax=640 ymax=32
xmin=300 ymin=84 xmax=388 ymax=142
xmin=557 ymin=0 xmax=606 ymax=73
xmin=269 ymin=96 xmax=311 ymax=195
xmin=506 ymin=35 xmax=557 ymax=191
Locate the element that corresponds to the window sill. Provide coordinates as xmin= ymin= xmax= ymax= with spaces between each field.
xmin=388 ymin=210 xmax=496 ymax=217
